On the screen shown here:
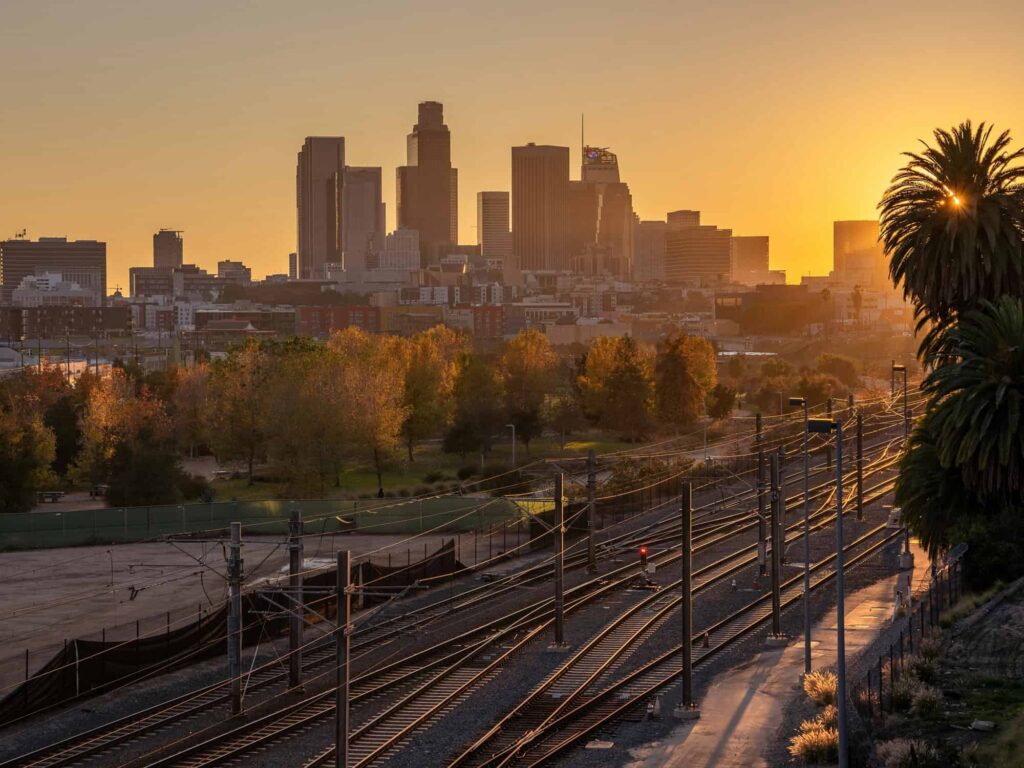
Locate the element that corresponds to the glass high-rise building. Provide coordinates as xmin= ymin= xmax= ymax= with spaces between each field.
xmin=477 ymin=191 xmax=512 ymax=259
xmin=296 ymin=136 xmax=345 ymax=280
xmin=511 ymin=144 xmax=570 ymax=271
xmin=396 ymin=102 xmax=457 ymax=266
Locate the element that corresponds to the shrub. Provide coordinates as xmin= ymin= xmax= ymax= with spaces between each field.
xmin=788 ymin=720 xmax=839 ymax=763
xmin=179 ymin=473 xmax=214 ymax=502
xmin=818 ymin=704 xmax=838 ymax=729
xmin=398 ymin=488 xmax=410 ymax=497
xmin=909 ymin=655 xmax=937 ymax=684
xmin=413 ymin=485 xmax=432 ymax=496
xmin=877 ymin=739 xmax=954 ymax=768
xmin=854 ymin=686 xmax=878 ymax=719
xmin=911 ymin=684 xmax=944 ymax=715
xmin=890 ymin=677 xmax=918 ymax=712
xmin=457 ymin=464 xmax=477 ymax=480
xmin=422 ymin=470 xmax=446 ymax=483
xmin=918 ymin=637 xmax=942 ymax=661
xmin=803 ymin=670 xmax=838 ymax=706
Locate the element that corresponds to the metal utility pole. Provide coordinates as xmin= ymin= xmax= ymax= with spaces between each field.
xmin=789 ymin=396 xmax=811 ymax=675
xmin=680 ymin=483 xmax=696 ymax=713
xmin=769 ymin=454 xmax=783 ymax=637
xmin=835 ymin=420 xmax=848 ymax=768
xmin=586 ymin=450 xmax=597 ymax=573
xmin=228 ymin=522 xmax=243 ymax=715
xmin=554 ymin=473 xmax=566 ymax=646
xmin=756 ymin=414 xmax=767 ymax=578
xmin=856 ymin=412 xmax=864 ymax=521
xmin=335 ymin=550 xmax=351 ymax=768
xmin=808 ymin=416 xmax=848 ymax=765
xmin=288 ymin=507 xmax=304 ymax=689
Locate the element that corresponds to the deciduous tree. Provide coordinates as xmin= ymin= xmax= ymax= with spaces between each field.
xmin=498 ymin=329 xmax=558 ymax=455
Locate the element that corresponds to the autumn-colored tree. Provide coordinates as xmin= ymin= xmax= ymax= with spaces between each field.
xmin=654 ymin=333 xmax=716 ymax=430
xmin=601 ymin=337 xmax=654 ymax=441
xmin=207 ymin=341 xmax=272 ymax=484
xmin=401 ymin=326 xmax=467 ymax=461
xmin=263 ymin=339 xmax=347 ymax=495
xmin=577 ymin=336 xmax=621 ymax=424
xmin=0 ymin=409 xmax=56 ymax=513
xmin=498 ymin=329 xmax=558 ymax=455
xmin=328 ymin=328 xmax=408 ymax=494
xmin=76 ymin=369 xmax=184 ymax=506
xmin=171 ymin=362 xmax=211 ymax=457
xmin=707 ymin=383 xmax=737 ymax=420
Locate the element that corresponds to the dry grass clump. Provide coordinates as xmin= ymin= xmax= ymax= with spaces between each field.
xmin=876 ymin=738 xmax=941 ymax=768
xmin=788 ymin=717 xmax=839 ymax=763
xmin=803 ymin=670 xmax=838 ymax=706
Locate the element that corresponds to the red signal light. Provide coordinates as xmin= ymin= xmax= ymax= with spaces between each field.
xmin=639 ymin=546 xmax=648 ymax=556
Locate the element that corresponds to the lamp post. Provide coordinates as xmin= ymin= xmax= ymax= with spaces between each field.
xmin=892 ymin=363 xmax=908 ymax=438
xmin=506 ymin=423 xmax=516 ymax=465
xmin=809 ymin=416 xmax=848 ymax=768
xmin=789 ymin=396 xmax=811 ymax=676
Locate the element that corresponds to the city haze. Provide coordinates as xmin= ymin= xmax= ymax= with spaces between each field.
xmin=2 ymin=0 xmax=1024 ymax=288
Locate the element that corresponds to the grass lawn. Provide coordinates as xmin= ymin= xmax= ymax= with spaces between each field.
xmin=207 ymin=432 xmax=643 ymax=501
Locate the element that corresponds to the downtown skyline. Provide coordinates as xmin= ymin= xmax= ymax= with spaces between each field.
xmin=3 ymin=1 xmax=1024 ymax=290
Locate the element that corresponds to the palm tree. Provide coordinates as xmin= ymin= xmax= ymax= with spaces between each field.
xmin=922 ymin=296 xmax=1024 ymax=500
xmin=878 ymin=121 xmax=1024 ymax=354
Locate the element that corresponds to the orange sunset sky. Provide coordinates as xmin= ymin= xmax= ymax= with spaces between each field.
xmin=3 ymin=0 xmax=1024 ymax=291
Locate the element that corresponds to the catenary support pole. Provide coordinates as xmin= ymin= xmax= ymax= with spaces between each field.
xmin=228 ymin=522 xmax=242 ymax=715
xmin=826 ymin=399 xmax=834 ymax=470
xmin=756 ymin=413 xmax=767 ymax=577
xmin=554 ymin=473 xmax=566 ymax=646
xmin=801 ymin=400 xmax=811 ymax=675
xmin=336 ymin=550 xmax=351 ymax=768
xmin=769 ymin=454 xmax=782 ymax=637
xmin=586 ymin=450 xmax=597 ymax=573
xmin=835 ymin=421 xmax=849 ymax=768
xmin=856 ymin=412 xmax=864 ymax=521
xmin=288 ymin=507 xmax=304 ymax=689
xmin=681 ymin=483 xmax=694 ymax=708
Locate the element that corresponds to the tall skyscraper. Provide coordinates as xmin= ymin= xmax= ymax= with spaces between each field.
xmin=341 ymin=166 xmax=385 ymax=274
xmin=833 ymin=220 xmax=888 ymax=289
xmin=396 ymin=102 xmax=457 ymax=266
xmin=296 ymin=136 xmax=345 ymax=280
xmin=568 ymin=146 xmax=635 ymax=277
xmin=0 ymin=237 xmax=106 ymax=304
xmin=153 ymin=229 xmax=183 ymax=269
xmin=477 ymin=192 xmax=512 ymax=259
xmin=635 ymin=220 xmax=668 ymax=282
xmin=731 ymin=235 xmax=770 ymax=285
xmin=664 ymin=213 xmax=733 ymax=285
xmin=511 ymin=144 xmax=570 ymax=271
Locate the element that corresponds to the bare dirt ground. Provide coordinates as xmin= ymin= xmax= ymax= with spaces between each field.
xmin=0 ymin=528 xmax=516 ymax=697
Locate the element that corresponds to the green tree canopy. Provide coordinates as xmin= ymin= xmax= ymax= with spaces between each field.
xmin=879 ymin=121 xmax=1024 ymax=349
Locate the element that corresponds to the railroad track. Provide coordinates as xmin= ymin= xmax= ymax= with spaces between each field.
xmin=162 ymin=461 xmax=900 ymax=768
xmin=1 ymin=416 xmax=908 ymax=768
xmin=445 ymin=476 xmax=900 ymax=768
xmin=465 ymin=524 xmax=904 ymax=768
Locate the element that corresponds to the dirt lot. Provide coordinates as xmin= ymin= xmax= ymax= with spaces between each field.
xmin=0 ymin=528 xmax=514 ymax=696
